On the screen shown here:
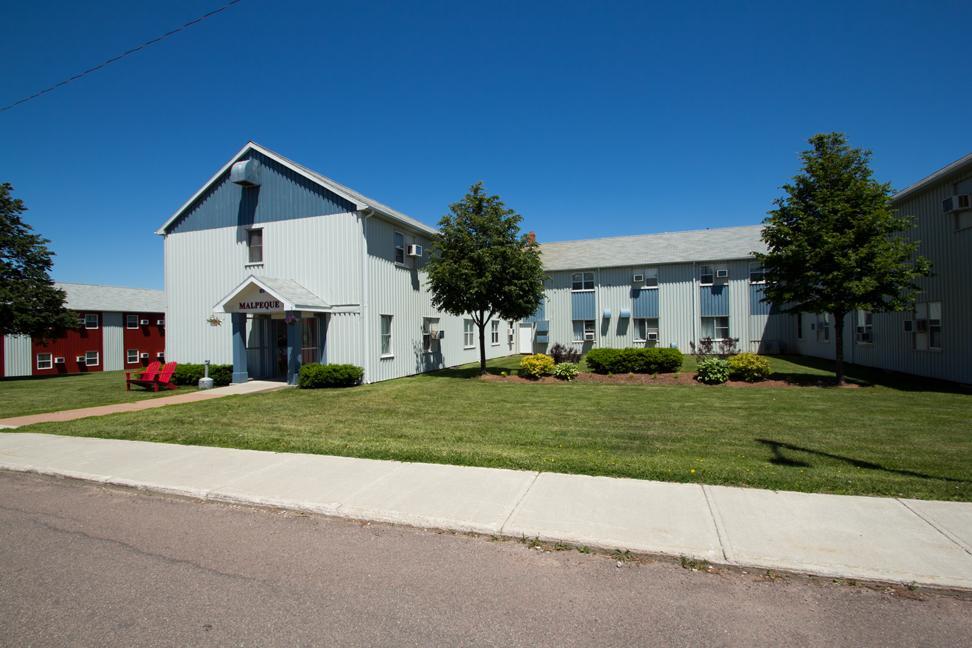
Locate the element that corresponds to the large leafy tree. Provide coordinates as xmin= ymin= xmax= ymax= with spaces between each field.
xmin=427 ymin=182 xmax=545 ymax=374
xmin=0 ymin=182 xmax=76 ymax=340
xmin=756 ymin=133 xmax=931 ymax=384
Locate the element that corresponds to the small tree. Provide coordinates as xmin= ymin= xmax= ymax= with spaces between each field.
xmin=0 ymin=182 xmax=77 ymax=340
xmin=426 ymin=182 xmax=545 ymax=374
xmin=756 ymin=133 xmax=931 ymax=384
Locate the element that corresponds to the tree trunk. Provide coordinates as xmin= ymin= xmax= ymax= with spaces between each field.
xmin=478 ymin=311 xmax=487 ymax=375
xmin=833 ymin=311 xmax=845 ymax=386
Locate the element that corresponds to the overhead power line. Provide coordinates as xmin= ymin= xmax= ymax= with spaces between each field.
xmin=1 ymin=0 xmax=242 ymax=113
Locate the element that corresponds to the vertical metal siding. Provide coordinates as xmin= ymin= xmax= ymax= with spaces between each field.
xmin=632 ymin=288 xmax=659 ymax=318
xmin=102 ymin=312 xmax=124 ymax=370
xmin=3 ymin=335 xmax=32 ymax=377
xmin=699 ymin=285 xmax=729 ymax=316
xmin=570 ymin=292 xmax=596 ymax=320
xmin=749 ymin=283 xmax=771 ymax=315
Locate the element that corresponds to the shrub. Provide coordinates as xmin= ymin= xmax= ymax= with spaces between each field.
xmin=549 ymin=342 xmax=581 ymax=364
xmin=696 ymin=358 xmax=730 ymax=384
xmin=172 ymin=363 xmax=233 ymax=387
xmin=298 ymin=363 xmax=364 ymax=388
xmin=727 ymin=352 xmax=771 ymax=382
xmin=518 ymin=353 xmax=555 ymax=379
xmin=584 ymin=347 xmax=683 ymax=374
xmin=690 ymin=337 xmax=739 ymax=361
xmin=552 ymin=362 xmax=579 ymax=381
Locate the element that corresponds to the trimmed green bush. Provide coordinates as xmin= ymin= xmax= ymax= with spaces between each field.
xmin=727 ymin=352 xmax=771 ymax=382
xmin=584 ymin=347 xmax=683 ymax=374
xmin=298 ymin=363 xmax=364 ymax=388
xmin=172 ymin=363 xmax=233 ymax=387
xmin=518 ymin=353 xmax=555 ymax=379
xmin=552 ymin=362 xmax=579 ymax=381
xmin=696 ymin=358 xmax=730 ymax=384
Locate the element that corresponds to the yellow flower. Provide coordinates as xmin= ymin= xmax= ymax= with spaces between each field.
xmin=690 ymin=468 xmax=696 ymax=474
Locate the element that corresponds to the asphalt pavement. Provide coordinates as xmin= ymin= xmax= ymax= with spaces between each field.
xmin=2 ymin=471 xmax=970 ymax=647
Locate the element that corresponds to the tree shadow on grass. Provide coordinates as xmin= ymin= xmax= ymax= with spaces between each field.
xmin=756 ymin=438 xmax=971 ymax=484
xmin=769 ymin=355 xmax=971 ymax=394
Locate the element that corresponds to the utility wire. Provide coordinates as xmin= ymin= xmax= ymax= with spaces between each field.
xmin=1 ymin=0 xmax=242 ymax=113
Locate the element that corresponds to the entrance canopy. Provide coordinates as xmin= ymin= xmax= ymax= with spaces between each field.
xmin=214 ymin=275 xmax=331 ymax=314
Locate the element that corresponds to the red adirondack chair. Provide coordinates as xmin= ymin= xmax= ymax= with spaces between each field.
xmin=126 ymin=361 xmax=161 ymax=391
xmin=153 ymin=362 xmax=179 ymax=391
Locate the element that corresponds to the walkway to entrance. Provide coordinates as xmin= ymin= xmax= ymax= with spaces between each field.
xmin=0 ymin=381 xmax=286 ymax=429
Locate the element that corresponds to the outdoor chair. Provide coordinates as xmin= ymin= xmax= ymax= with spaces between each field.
xmin=125 ymin=361 xmax=161 ymax=391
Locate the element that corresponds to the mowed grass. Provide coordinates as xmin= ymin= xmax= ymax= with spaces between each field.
xmin=15 ymin=355 xmax=972 ymax=501
xmin=0 ymin=370 xmax=185 ymax=418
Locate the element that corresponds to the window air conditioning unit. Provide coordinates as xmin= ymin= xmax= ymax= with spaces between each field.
xmin=943 ymin=194 xmax=971 ymax=213
xmin=715 ymin=268 xmax=729 ymax=278
xmin=647 ymin=332 xmax=659 ymax=341
xmin=584 ymin=331 xmax=595 ymax=341
xmin=156 ymin=352 xmax=165 ymax=358
xmin=140 ymin=352 xmax=149 ymax=359
xmin=140 ymin=319 xmax=150 ymax=325
xmin=54 ymin=357 xmax=65 ymax=364
xmin=407 ymin=244 xmax=423 ymax=257
xmin=632 ymin=273 xmax=644 ymax=284
xmin=157 ymin=319 xmax=165 ymax=326
xmin=76 ymin=355 xmax=86 ymax=363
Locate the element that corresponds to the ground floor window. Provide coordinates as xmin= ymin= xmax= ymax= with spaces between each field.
xmin=36 ymin=353 xmax=52 ymax=370
xmin=380 ymin=315 xmax=393 ymax=356
xmin=572 ymin=319 xmax=595 ymax=342
xmin=634 ymin=318 xmax=659 ymax=343
xmin=85 ymin=351 xmax=100 ymax=366
xmin=701 ymin=316 xmax=729 ymax=340
xmin=463 ymin=319 xmax=475 ymax=348
xmin=422 ymin=318 xmax=439 ymax=353
xmin=913 ymin=301 xmax=942 ymax=351
xmin=796 ymin=313 xmax=803 ymax=339
xmin=816 ymin=313 xmax=830 ymax=343
xmin=490 ymin=320 xmax=500 ymax=345
xmin=855 ymin=310 xmax=873 ymax=345
xmin=126 ymin=349 xmax=139 ymax=364
xmin=301 ymin=317 xmax=319 ymax=365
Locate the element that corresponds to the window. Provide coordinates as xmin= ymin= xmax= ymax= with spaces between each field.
xmin=816 ymin=313 xmax=830 ymax=343
xmin=85 ymin=351 xmax=100 ymax=366
xmin=36 ymin=353 xmax=52 ymax=370
xmin=749 ymin=263 xmax=765 ymax=284
xmin=301 ymin=317 xmax=319 ymax=364
xmin=491 ymin=320 xmax=500 ymax=345
xmin=84 ymin=313 xmax=99 ymax=329
xmin=571 ymin=272 xmax=594 ymax=291
xmin=855 ymin=310 xmax=873 ymax=345
xmin=126 ymin=349 xmax=139 ymax=364
xmin=422 ymin=318 xmax=439 ymax=353
xmin=572 ymin=320 xmax=595 ymax=342
xmin=796 ymin=313 xmax=803 ymax=340
xmin=463 ymin=319 xmax=475 ymax=348
xmin=913 ymin=301 xmax=942 ymax=351
xmin=699 ymin=265 xmax=714 ymax=286
xmin=394 ymin=232 xmax=405 ymax=264
xmin=380 ymin=315 xmax=393 ymax=356
xmin=634 ymin=318 xmax=659 ymax=343
xmin=701 ymin=316 xmax=729 ymax=340
xmin=247 ymin=228 xmax=263 ymax=264
xmin=643 ymin=267 xmax=658 ymax=288
xmin=126 ymin=314 xmax=139 ymax=329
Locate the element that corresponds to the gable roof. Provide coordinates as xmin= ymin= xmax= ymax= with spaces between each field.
xmin=55 ymin=282 xmax=165 ymax=312
xmin=213 ymin=275 xmax=331 ymax=313
xmin=893 ymin=152 xmax=972 ymax=202
xmin=539 ymin=224 xmax=766 ymax=271
xmin=156 ymin=142 xmax=437 ymax=237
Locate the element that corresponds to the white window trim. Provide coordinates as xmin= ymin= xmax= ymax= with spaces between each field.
xmin=642 ymin=267 xmax=659 ymax=289
xmin=126 ymin=314 xmax=139 ymax=329
xmin=571 ymin=271 xmax=595 ymax=292
xmin=463 ymin=319 xmax=475 ymax=349
xmin=84 ymin=313 xmax=99 ymax=329
xmin=127 ymin=349 xmax=140 ymax=364
xmin=855 ymin=310 xmax=873 ymax=346
xmin=572 ymin=319 xmax=595 ymax=343
xmin=701 ymin=316 xmax=730 ymax=341
xmin=246 ymin=227 xmax=264 ymax=265
xmin=393 ymin=231 xmax=406 ymax=266
xmin=85 ymin=351 xmax=100 ymax=366
xmin=699 ymin=265 xmax=714 ymax=287
xmin=490 ymin=320 xmax=500 ymax=346
xmin=36 ymin=353 xmax=53 ymax=370
xmin=379 ymin=314 xmax=393 ymax=358
xmin=749 ymin=262 xmax=766 ymax=284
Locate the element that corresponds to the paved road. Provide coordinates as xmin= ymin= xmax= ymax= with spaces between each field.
xmin=1 ymin=472 xmax=970 ymax=647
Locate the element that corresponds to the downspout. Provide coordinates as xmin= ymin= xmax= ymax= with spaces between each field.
xmin=359 ymin=209 xmax=373 ymax=383
xmin=691 ymin=261 xmax=698 ymax=349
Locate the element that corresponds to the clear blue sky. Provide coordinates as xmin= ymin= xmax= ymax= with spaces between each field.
xmin=2 ymin=0 xmax=970 ymax=290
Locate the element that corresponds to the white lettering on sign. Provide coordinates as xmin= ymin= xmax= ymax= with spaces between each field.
xmin=238 ymin=300 xmax=282 ymax=311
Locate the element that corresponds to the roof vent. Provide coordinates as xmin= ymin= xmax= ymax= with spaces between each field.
xmin=230 ymin=159 xmax=261 ymax=187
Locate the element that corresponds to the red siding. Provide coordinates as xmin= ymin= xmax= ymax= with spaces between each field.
xmin=122 ymin=312 xmax=166 ymax=368
xmin=32 ymin=312 xmax=104 ymax=376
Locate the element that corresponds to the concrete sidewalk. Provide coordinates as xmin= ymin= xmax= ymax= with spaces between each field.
xmin=1 ymin=432 xmax=971 ymax=590
xmin=0 ymin=381 xmax=286 ymax=429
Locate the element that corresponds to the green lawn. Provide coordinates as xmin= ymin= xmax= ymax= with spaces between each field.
xmin=11 ymin=355 xmax=972 ymax=501
xmin=0 ymin=371 xmax=185 ymax=418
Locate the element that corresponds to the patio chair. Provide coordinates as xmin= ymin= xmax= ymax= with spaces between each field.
xmin=125 ymin=361 xmax=161 ymax=391
xmin=153 ymin=362 xmax=179 ymax=391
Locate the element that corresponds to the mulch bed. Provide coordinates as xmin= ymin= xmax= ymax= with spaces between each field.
xmin=480 ymin=372 xmax=862 ymax=388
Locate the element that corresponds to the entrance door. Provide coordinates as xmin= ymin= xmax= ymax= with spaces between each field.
xmin=518 ymin=323 xmax=534 ymax=353
xmin=272 ymin=319 xmax=288 ymax=379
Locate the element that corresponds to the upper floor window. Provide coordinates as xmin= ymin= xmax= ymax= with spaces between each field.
xmin=699 ymin=265 xmax=714 ymax=286
xmin=126 ymin=314 xmax=139 ymax=329
xmin=247 ymin=228 xmax=263 ymax=264
xmin=855 ymin=310 xmax=873 ymax=345
xmin=643 ymin=267 xmax=658 ymax=288
xmin=394 ymin=232 xmax=405 ymax=264
xmin=749 ymin=263 xmax=766 ymax=284
xmin=571 ymin=272 xmax=594 ymax=291
xmin=84 ymin=313 xmax=99 ymax=329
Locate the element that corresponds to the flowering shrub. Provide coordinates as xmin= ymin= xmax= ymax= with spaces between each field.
xmin=727 ymin=353 xmax=771 ymax=382
xmin=696 ymin=358 xmax=730 ymax=384
xmin=552 ymin=362 xmax=579 ymax=381
xmin=518 ymin=353 xmax=555 ymax=379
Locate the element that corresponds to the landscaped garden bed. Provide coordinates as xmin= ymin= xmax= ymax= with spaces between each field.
xmin=481 ymin=371 xmax=832 ymax=388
